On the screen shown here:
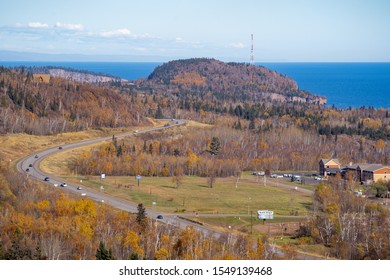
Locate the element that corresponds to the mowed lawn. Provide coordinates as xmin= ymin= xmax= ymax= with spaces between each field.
xmin=63 ymin=175 xmax=313 ymax=216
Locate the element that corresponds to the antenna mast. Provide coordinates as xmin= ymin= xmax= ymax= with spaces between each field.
xmin=250 ymin=34 xmax=254 ymax=65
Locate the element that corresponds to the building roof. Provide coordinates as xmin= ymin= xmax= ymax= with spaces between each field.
xmin=345 ymin=164 xmax=359 ymax=170
xmin=320 ymin=158 xmax=341 ymax=166
xmin=361 ymin=164 xmax=388 ymax=172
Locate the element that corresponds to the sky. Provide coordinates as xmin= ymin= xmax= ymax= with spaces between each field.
xmin=0 ymin=0 xmax=389 ymax=62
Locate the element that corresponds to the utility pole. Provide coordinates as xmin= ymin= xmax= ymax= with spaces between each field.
xmin=250 ymin=210 xmax=253 ymax=235
xmin=250 ymin=34 xmax=254 ymax=65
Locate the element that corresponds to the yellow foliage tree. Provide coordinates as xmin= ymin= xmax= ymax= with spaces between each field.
xmin=123 ymin=230 xmax=144 ymax=258
xmin=155 ymin=247 xmax=169 ymax=260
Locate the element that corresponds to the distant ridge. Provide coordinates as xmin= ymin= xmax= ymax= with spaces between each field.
xmin=9 ymin=65 xmax=124 ymax=84
xmin=143 ymin=58 xmax=327 ymax=105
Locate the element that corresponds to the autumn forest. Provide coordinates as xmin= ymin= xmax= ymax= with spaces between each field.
xmin=0 ymin=59 xmax=389 ymax=259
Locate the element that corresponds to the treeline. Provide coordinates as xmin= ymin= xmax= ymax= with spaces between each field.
xmin=0 ymin=67 xmax=146 ymax=135
xmin=70 ymin=119 xmax=390 ymax=177
xmin=0 ymin=165 xmax=273 ymax=260
xmin=297 ymin=177 xmax=390 ymax=259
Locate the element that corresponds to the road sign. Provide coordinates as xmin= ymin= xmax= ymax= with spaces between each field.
xmin=136 ymin=175 xmax=141 ymax=187
xmin=257 ymin=210 xmax=274 ymax=220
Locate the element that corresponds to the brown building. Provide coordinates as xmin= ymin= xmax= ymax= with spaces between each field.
xmin=342 ymin=163 xmax=390 ymax=183
xmin=360 ymin=165 xmax=390 ymax=183
xmin=319 ymin=158 xmax=341 ymax=177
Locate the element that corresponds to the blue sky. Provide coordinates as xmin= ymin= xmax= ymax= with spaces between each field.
xmin=0 ymin=0 xmax=389 ymax=62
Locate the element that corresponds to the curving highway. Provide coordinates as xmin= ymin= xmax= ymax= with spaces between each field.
xmin=16 ymin=119 xmax=223 ymax=238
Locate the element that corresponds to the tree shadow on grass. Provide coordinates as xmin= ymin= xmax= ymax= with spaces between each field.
xmin=161 ymin=185 xmax=176 ymax=189
xmin=197 ymin=184 xmax=211 ymax=188
xmin=300 ymin=202 xmax=313 ymax=211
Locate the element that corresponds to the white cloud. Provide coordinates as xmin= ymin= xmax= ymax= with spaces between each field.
xmin=54 ymin=22 xmax=84 ymax=31
xmin=28 ymin=22 xmax=49 ymax=28
xmin=100 ymin=28 xmax=133 ymax=38
xmin=229 ymin=42 xmax=245 ymax=49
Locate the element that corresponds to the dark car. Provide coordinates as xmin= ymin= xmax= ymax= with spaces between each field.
xmin=58 ymin=146 xmax=63 ymax=150
xmin=29 ymin=163 xmax=33 ymax=167
xmin=157 ymin=215 xmax=163 ymax=219
xmin=34 ymin=155 xmax=38 ymax=158
xmin=44 ymin=177 xmax=50 ymax=181
xmin=26 ymin=168 xmax=30 ymax=172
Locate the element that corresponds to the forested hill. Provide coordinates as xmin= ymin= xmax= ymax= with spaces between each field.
xmin=0 ymin=67 xmax=146 ymax=135
xmin=12 ymin=66 xmax=123 ymax=84
xmin=143 ymin=58 xmax=326 ymax=105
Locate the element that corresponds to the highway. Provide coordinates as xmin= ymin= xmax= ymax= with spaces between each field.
xmin=16 ymin=119 xmax=223 ymax=239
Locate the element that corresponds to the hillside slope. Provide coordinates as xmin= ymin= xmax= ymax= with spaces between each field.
xmin=142 ymin=58 xmax=326 ymax=105
xmin=0 ymin=67 xmax=146 ymax=135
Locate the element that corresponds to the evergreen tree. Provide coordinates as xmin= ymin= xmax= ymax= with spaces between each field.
xmin=155 ymin=105 xmax=164 ymax=119
xmin=0 ymin=242 xmax=3 ymax=260
xmin=33 ymin=243 xmax=46 ymax=260
xmin=249 ymin=119 xmax=255 ymax=130
xmin=143 ymin=140 xmax=147 ymax=152
xmin=208 ymin=137 xmax=221 ymax=156
xmin=130 ymin=252 xmax=139 ymax=260
xmin=136 ymin=203 xmax=147 ymax=225
xmin=96 ymin=241 xmax=114 ymax=260
xmin=116 ymin=145 xmax=123 ymax=157
xmin=5 ymin=228 xmax=32 ymax=260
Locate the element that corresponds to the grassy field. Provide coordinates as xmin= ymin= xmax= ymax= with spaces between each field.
xmin=190 ymin=215 xmax=307 ymax=236
xmin=61 ymin=174 xmax=313 ymax=216
xmin=0 ymin=129 xmax=111 ymax=166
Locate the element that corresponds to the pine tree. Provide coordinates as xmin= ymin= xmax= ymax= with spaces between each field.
xmin=249 ymin=119 xmax=255 ymax=130
xmin=143 ymin=140 xmax=147 ymax=152
xmin=136 ymin=203 xmax=147 ymax=225
xmin=96 ymin=241 xmax=114 ymax=260
xmin=0 ymin=242 xmax=4 ymax=260
xmin=130 ymin=252 xmax=139 ymax=260
xmin=33 ymin=243 xmax=46 ymax=260
xmin=155 ymin=105 xmax=164 ymax=119
xmin=208 ymin=137 xmax=221 ymax=156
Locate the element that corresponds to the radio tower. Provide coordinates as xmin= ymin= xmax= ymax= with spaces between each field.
xmin=250 ymin=34 xmax=254 ymax=65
